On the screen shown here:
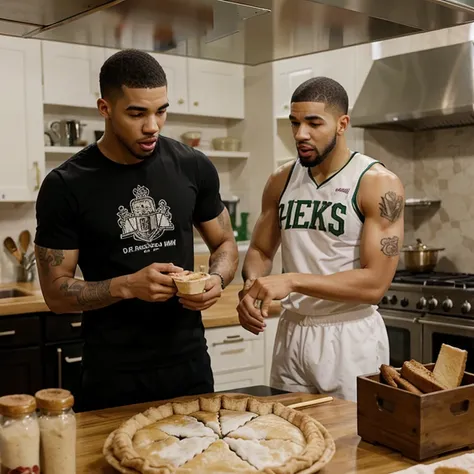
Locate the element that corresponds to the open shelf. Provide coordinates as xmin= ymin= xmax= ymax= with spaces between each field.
xmin=45 ymin=146 xmax=83 ymax=154
xmin=45 ymin=146 xmax=249 ymax=160
xmin=196 ymin=149 xmax=249 ymax=159
xmin=405 ymin=198 xmax=441 ymax=207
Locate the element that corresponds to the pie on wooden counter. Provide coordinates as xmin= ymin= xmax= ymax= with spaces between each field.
xmin=103 ymin=395 xmax=335 ymax=474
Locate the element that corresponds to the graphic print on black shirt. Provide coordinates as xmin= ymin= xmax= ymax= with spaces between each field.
xmin=117 ymin=184 xmax=175 ymax=254
xmin=35 ymin=136 xmax=225 ymax=370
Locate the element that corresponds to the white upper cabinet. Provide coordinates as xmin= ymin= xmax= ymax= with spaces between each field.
xmin=273 ymin=49 xmax=358 ymax=117
xmin=104 ymin=49 xmax=189 ymax=115
xmin=273 ymin=57 xmax=315 ymax=118
xmin=150 ymin=53 xmax=188 ymax=114
xmin=187 ymin=58 xmax=245 ymax=119
xmin=42 ymin=41 xmax=104 ymax=108
xmin=0 ymin=36 xmax=44 ymax=202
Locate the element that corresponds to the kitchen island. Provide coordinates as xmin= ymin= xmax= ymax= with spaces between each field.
xmin=75 ymin=392 xmax=472 ymax=473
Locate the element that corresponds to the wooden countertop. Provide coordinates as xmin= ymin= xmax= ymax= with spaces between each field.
xmin=76 ymin=392 xmax=471 ymax=474
xmin=0 ymin=282 xmax=281 ymax=326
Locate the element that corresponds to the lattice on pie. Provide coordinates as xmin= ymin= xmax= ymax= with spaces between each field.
xmin=103 ymin=395 xmax=335 ymax=474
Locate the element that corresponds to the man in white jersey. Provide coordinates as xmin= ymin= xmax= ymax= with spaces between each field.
xmin=236 ymin=77 xmax=404 ymax=401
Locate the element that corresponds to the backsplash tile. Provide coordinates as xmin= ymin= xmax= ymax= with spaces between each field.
xmin=414 ymin=127 xmax=474 ymax=272
xmin=363 ymin=125 xmax=474 ymax=273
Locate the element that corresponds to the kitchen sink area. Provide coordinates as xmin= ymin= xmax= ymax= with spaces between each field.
xmin=0 ymin=288 xmax=31 ymax=299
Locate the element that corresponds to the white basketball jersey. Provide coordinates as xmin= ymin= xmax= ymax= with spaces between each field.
xmin=279 ymin=151 xmax=382 ymax=316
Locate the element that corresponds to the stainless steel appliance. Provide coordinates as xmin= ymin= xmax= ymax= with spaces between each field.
xmin=352 ymin=41 xmax=474 ymax=131
xmin=1 ymin=1 xmax=474 ymax=65
xmin=379 ymin=271 xmax=474 ymax=371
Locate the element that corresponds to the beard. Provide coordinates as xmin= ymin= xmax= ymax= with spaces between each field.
xmin=298 ymin=134 xmax=337 ymax=168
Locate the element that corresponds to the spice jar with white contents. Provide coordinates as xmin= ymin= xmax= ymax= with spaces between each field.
xmin=0 ymin=394 xmax=40 ymax=474
xmin=35 ymin=389 xmax=76 ymax=474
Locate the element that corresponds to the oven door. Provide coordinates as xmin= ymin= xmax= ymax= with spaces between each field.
xmin=419 ymin=315 xmax=474 ymax=372
xmin=380 ymin=310 xmax=422 ymax=368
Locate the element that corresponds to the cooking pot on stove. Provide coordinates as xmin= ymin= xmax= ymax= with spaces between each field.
xmin=401 ymin=238 xmax=445 ymax=273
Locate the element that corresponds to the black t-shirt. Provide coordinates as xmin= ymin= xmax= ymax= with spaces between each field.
xmin=35 ymin=136 xmax=224 ymax=371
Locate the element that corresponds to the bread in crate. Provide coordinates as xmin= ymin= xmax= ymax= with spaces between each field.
xmin=357 ymin=344 xmax=474 ymax=461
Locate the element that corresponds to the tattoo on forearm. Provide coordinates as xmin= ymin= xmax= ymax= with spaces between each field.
xmin=380 ymin=236 xmax=400 ymax=257
xmin=379 ymin=191 xmax=403 ymax=222
xmin=59 ymin=279 xmax=117 ymax=310
xmin=37 ymin=247 xmax=65 ymax=276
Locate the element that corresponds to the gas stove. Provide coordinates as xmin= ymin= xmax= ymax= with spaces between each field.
xmin=379 ymin=271 xmax=474 ymax=318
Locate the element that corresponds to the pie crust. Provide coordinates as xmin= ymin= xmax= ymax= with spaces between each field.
xmin=103 ymin=395 xmax=335 ymax=474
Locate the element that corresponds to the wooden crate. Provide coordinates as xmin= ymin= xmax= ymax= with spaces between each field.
xmin=357 ymin=364 xmax=474 ymax=461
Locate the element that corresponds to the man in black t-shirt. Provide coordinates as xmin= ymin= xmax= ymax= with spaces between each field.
xmin=34 ymin=49 xmax=238 ymax=411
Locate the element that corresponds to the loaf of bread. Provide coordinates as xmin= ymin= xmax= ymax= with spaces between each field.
xmin=380 ymin=364 xmax=398 ymax=388
xmin=401 ymin=360 xmax=448 ymax=393
xmin=433 ymin=343 xmax=468 ymax=389
xmin=380 ymin=364 xmax=423 ymax=395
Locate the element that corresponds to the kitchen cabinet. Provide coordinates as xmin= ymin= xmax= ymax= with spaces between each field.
xmin=273 ymin=48 xmax=358 ymax=118
xmin=0 ymin=314 xmax=42 ymax=397
xmin=273 ymin=57 xmax=315 ymax=118
xmin=42 ymin=41 xmax=104 ymax=108
xmin=205 ymin=318 xmax=280 ymax=388
xmin=0 ymin=311 xmax=83 ymax=401
xmin=0 ymin=36 xmax=44 ymax=202
xmin=104 ymin=49 xmax=190 ymax=115
xmin=44 ymin=43 xmax=245 ymax=119
xmin=187 ymin=58 xmax=245 ymax=119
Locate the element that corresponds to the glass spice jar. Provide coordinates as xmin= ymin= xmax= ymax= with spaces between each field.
xmin=0 ymin=394 xmax=40 ymax=474
xmin=35 ymin=389 xmax=76 ymax=474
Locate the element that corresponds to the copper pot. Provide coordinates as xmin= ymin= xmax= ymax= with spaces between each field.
xmin=401 ymin=238 xmax=445 ymax=273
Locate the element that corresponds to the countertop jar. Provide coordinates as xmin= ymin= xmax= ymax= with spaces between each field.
xmin=35 ymin=389 xmax=76 ymax=474
xmin=0 ymin=394 xmax=40 ymax=474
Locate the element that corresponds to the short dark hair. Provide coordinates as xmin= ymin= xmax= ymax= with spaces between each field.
xmin=99 ymin=49 xmax=167 ymax=100
xmin=291 ymin=77 xmax=349 ymax=115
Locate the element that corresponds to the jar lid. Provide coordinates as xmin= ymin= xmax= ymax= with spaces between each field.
xmin=0 ymin=394 xmax=36 ymax=417
xmin=35 ymin=389 xmax=74 ymax=411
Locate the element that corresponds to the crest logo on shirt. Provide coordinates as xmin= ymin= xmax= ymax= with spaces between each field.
xmin=117 ymin=185 xmax=174 ymax=243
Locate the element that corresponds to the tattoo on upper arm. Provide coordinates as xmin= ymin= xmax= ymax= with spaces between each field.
xmin=37 ymin=247 xmax=65 ymax=276
xmin=380 ymin=236 xmax=400 ymax=257
xmin=59 ymin=279 xmax=114 ymax=309
xmin=379 ymin=191 xmax=403 ymax=222
xmin=217 ymin=210 xmax=233 ymax=232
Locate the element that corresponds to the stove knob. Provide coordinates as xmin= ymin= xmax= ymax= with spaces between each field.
xmin=389 ymin=295 xmax=398 ymax=305
xmin=381 ymin=296 xmax=388 ymax=304
xmin=416 ymin=297 xmax=427 ymax=309
xmin=442 ymin=298 xmax=453 ymax=312
xmin=428 ymin=297 xmax=438 ymax=311
xmin=461 ymin=301 xmax=472 ymax=314
xmin=401 ymin=298 xmax=409 ymax=307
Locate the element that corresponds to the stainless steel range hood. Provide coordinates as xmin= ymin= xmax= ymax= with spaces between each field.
xmin=2 ymin=0 xmax=474 ymax=64
xmin=351 ymin=42 xmax=474 ymax=131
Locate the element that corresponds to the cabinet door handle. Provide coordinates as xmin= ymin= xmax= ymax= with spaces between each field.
xmin=57 ymin=347 xmax=63 ymax=388
xmin=193 ymin=101 xmax=199 ymax=106
xmin=65 ymin=356 xmax=82 ymax=364
xmin=178 ymin=98 xmax=184 ymax=104
xmin=33 ymin=162 xmax=41 ymax=191
xmin=0 ymin=330 xmax=15 ymax=337
xmin=70 ymin=322 xmax=82 ymax=328
xmin=212 ymin=337 xmax=244 ymax=346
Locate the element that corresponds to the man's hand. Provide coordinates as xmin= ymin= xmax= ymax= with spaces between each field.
xmin=237 ymin=274 xmax=293 ymax=335
xmin=123 ymin=263 xmax=183 ymax=302
xmin=178 ymin=274 xmax=222 ymax=311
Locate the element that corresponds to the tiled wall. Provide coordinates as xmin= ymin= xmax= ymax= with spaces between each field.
xmin=364 ymin=125 xmax=474 ymax=274
xmin=413 ymin=127 xmax=474 ymax=273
